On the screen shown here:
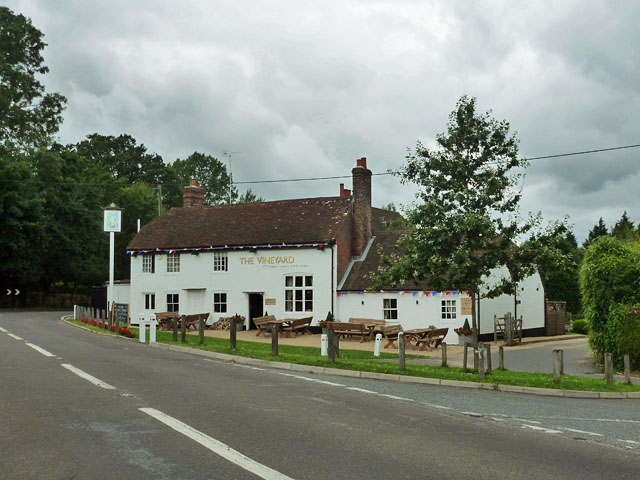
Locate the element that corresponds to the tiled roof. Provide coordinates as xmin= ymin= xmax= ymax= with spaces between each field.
xmin=127 ymin=197 xmax=353 ymax=250
xmin=341 ymin=207 xmax=431 ymax=291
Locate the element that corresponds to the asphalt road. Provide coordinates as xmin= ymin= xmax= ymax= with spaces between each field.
xmin=1 ymin=311 xmax=639 ymax=479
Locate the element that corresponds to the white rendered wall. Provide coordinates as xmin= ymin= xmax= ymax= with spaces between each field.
xmin=129 ymin=246 xmax=337 ymax=327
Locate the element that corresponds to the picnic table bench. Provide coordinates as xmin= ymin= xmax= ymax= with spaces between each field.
xmin=382 ymin=324 xmax=403 ymax=348
xmin=327 ymin=321 xmax=367 ymax=342
xmin=348 ymin=318 xmax=385 ymax=340
xmin=282 ymin=317 xmax=313 ymax=337
xmin=183 ymin=313 xmax=210 ymax=330
xmin=154 ymin=312 xmax=180 ymax=330
xmin=253 ymin=315 xmax=284 ymax=337
xmin=414 ymin=327 xmax=449 ymax=351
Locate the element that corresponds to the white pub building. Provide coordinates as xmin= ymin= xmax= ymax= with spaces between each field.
xmin=127 ymin=158 xmax=546 ymax=343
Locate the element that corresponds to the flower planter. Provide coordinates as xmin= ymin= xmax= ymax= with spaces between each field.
xmin=458 ymin=334 xmax=474 ymax=346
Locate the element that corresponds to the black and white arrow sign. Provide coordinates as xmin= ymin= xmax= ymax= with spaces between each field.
xmin=6 ymin=289 xmax=20 ymax=296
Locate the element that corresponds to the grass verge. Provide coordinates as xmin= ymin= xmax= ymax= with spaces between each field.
xmin=68 ymin=320 xmax=640 ymax=393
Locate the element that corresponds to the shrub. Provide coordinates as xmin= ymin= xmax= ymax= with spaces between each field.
xmin=605 ymin=303 xmax=640 ymax=370
xmin=571 ymin=319 xmax=589 ymax=335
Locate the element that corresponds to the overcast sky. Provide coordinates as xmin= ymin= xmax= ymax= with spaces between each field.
xmin=7 ymin=0 xmax=640 ymax=242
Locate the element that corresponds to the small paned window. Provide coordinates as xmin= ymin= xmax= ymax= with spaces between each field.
xmin=285 ymin=275 xmax=313 ymax=312
xmin=213 ymin=293 xmax=227 ymax=313
xmin=166 ymin=253 xmax=180 ymax=273
xmin=441 ymin=299 xmax=457 ymax=320
xmin=167 ymin=293 xmax=179 ymax=312
xmin=144 ymin=293 xmax=155 ymax=310
xmin=213 ymin=251 xmax=228 ymax=272
xmin=383 ymin=298 xmax=398 ymax=320
xmin=142 ymin=254 xmax=155 ymax=273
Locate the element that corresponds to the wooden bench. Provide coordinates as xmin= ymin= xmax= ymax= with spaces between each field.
xmin=282 ymin=317 xmax=313 ymax=337
xmin=253 ymin=315 xmax=277 ymax=337
xmin=327 ymin=321 xmax=367 ymax=342
xmin=183 ymin=313 xmax=210 ymax=330
xmin=414 ymin=327 xmax=449 ymax=351
xmin=154 ymin=312 xmax=180 ymax=330
xmin=349 ymin=318 xmax=385 ymax=340
xmin=382 ymin=325 xmax=403 ymax=349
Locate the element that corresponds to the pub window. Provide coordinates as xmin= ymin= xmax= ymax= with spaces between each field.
xmin=167 ymin=293 xmax=179 ymax=312
xmin=213 ymin=292 xmax=227 ymax=313
xmin=144 ymin=293 xmax=155 ymax=310
xmin=142 ymin=254 xmax=155 ymax=273
xmin=441 ymin=299 xmax=457 ymax=320
xmin=285 ymin=275 xmax=313 ymax=312
xmin=213 ymin=251 xmax=228 ymax=272
xmin=383 ymin=298 xmax=398 ymax=320
xmin=166 ymin=253 xmax=180 ymax=273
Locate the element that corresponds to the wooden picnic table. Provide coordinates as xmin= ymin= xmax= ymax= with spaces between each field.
xmin=403 ymin=328 xmax=434 ymax=349
xmin=254 ymin=315 xmax=289 ymax=337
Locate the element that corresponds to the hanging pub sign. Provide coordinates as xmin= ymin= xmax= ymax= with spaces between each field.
xmin=460 ymin=297 xmax=472 ymax=315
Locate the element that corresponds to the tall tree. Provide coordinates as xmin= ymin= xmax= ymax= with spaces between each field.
xmin=583 ymin=217 xmax=608 ymax=248
xmin=237 ymin=188 xmax=264 ymax=204
xmin=374 ymin=95 xmax=567 ymax=342
xmin=611 ymin=211 xmax=636 ymax=241
xmin=0 ymin=7 xmax=66 ymax=150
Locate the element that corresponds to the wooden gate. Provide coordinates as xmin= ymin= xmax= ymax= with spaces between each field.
xmin=545 ymin=301 xmax=566 ymax=336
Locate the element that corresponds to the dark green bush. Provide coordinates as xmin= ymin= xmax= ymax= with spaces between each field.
xmin=571 ymin=319 xmax=589 ymax=335
xmin=606 ymin=303 xmax=640 ymax=370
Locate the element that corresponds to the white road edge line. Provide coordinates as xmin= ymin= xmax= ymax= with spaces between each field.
xmin=7 ymin=333 xmax=23 ymax=340
xmin=61 ymin=364 xmax=116 ymax=390
xmin=346 ymin=387 xmax=376 ymax=394
xmin=0 ymin=327 xmax=8 ymax=333
xmin=25 ymin=343 xmax=56 ymax=357
xmin=140 ymin=408 xmax=294 ymax=480
xmin=278 ymin=373 xmax=344 ymax=386
xmin=561 ymin=427 xmax=603 ymax=437
xmin=521 ymin=424 xmax=562 ymax=434
xmin=379 ymin=394 xmax=414 ymax=402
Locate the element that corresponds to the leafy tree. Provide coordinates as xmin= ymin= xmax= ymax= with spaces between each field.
xmin=168 ymin=152 xmax=237 ymax=206
xmin=374 ymin=95 xmax=567 ymax=342
xmin=381 ymin=202 xmax=397 ymax=212
xmin=0 ymin=7 xmax=66 ymax=150
xmin=583 ymin=217 xmax=608 ymax=248
xmin=237 ymin=188 xmax=264 ymax=204
xmin=611 ymin=211 xmax=636 ymax=241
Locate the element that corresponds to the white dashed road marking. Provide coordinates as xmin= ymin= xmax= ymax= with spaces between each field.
xmin=25 ymin=343 xmax=56 ymax=357
xmin=61 ymin=364 xmax=116 ymax=390
xmin=140 ymin=408 xmax=294 ymax=480
xmin=0 ymin=327 xmax=8 ymax=333
xmin=521 ymin=424 xmax=562 ymax=434
xmin=562 ymin=428 xmax=603 ymax=437
xmin=7 ymin=333 xmax=23 ymax=340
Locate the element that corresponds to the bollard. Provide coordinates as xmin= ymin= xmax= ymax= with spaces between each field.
xmin=558 ymin=349 xmax=564 ymax=375
xmin=321 ymin=334 xmax=328 ymax=356
xmin=327 ymin=329 xmax=336 ymax=363
xmin=485 ymin=344 xmax=492 ymax=374
xmin=374 ymin=333 xmax=382 ymax=357
xmin=198 ymin=315 xmax=204 ymax=345
xmin=398 ymin=332 xmax=405 ymax=371
xmin=180 ymin=314 xmax=186 ymax=343
xmin=498 ymin=346 xmax=504 ymax=370
xmin=552 ymin=350 xmax=562 ymax=383
xmin=441 ymin=342 xmax=447 ymax=367
xmin=172 ymin=316 xmax=178 ymax=342
xmin=139 ymin=315 xmax=147 ymax=343
xmin=149 ymin=318 xmax=157 ymax=343
xmin=271 ymin=323 xmax=279 ymax=356
xmin=230 ymin=315 xmax=237 ymax=349
xmin=624 ymin=354 xmax=631 ymax=384
xmin=74 ymin=305 xmax=77 ymax=321
xmin=604 ymin=353 xmax=614 ymax=385
xmin=463 ymin=344 xmax=468 ymax=372
xmin=477 ymin=342 xmax=485 ymax=379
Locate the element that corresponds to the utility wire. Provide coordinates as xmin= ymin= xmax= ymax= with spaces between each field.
xmin=1 ymin=143 xmax=638 ymax=187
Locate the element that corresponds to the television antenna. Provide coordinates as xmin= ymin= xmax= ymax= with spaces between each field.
xmin=223 ymin=151 xmax=241 ymax=203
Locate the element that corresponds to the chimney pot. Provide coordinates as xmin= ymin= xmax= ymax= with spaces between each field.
xmin=356 ymin=157 xmax=367 ymax=169
xmin=183 ymin=179 xmax=205 ymax=208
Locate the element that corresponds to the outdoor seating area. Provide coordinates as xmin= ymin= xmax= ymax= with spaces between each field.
xmin=253 ymin=315 xmax=313 ymax=338
xmin=153 ymin=312 xmax=209 ymax=331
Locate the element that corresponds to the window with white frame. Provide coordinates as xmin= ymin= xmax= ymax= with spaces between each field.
xmin=166 ymin=253 xmax=180 ymax=273
xmin=213 ymin=292 xmax=227 ymax=313
xmin=441 ymin=299 xmax=457 ymax=320
xmin=167 ymin=293 xmax=179 ymax=312
xmin=142 ymin=254 xmax=155 ymax=273
xmin=144 ymin=293 xmax=155 ymax=310
xmin=285 ymin=275 xmax=313 ymax=312
xmin=383 ymin=298 xmax=398 ymax=320
xmin=213 ymin=251 xmax=228 ymax=272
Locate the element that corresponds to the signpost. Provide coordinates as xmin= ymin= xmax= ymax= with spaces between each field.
xmin=103 ymin=203 xmax=121 ymax=325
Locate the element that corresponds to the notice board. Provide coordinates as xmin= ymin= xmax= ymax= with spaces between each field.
xmin=112 ymin=302 xmax=129 ymax=326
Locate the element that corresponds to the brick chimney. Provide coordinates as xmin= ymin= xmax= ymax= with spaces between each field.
xmin=339 ymin=183 xmax=351 ymax=197
xmin=351 ymin=157 xmax=372 ymax=256
xmin=183 ymin=179 xmax=204 ymax=207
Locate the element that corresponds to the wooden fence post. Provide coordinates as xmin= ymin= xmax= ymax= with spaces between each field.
xmin=180 ymin=315 xmax=186 ymax=343
xmin=172 ymin=317 xmax=178 ymax=342
xmin=271 ymin=323 xmax=278 ymax=356
xmin=441 ymin=342 xmax=448 ymax=367
xmin=485 ymin=344 xmax=492 ymax=374
xmin=498 ymin=346 xmax=504 ymax=370
xmin=624 ymin=354 xmax=631 ymax=384
xmin=552 ymin=350 xmax=562 ymax=383
xmin=604 ymin=353 xmax=614 ymax=385
xmin=505 ymin=312 xmax=513 ymax=346
xmin=198 ymin=315 xmax=204 ymax=345
xmin=463 ymin=344 xmax=469 ymax=372
xmin=398 ymin=332 xmax=405 ymax=371
xmin=229 ymin=315 xmax=237 ymax=349
xmin=558 ymin=349 xmax=564 ymax=375
xmin=327 ymin=329 xmax=336 ymax=363
xmin=478 ymin=342 xmax=485 ymax=379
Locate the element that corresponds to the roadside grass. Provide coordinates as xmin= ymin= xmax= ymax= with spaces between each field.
xmin=68 ymin=320 xmax=640 ymax=392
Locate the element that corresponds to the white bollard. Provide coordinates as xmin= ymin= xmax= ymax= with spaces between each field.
xmin=374 ymin=333 xmax=382 ymax=357
xmin=149 ymin=316 xmax=157 ymax=343
xmin=321 ymin=333 xmax=328 ymax=356
xmin=74 ymin=305 xmax=77 ymax=321
xmin=139 ymin=314 xmax=147 ymax=343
